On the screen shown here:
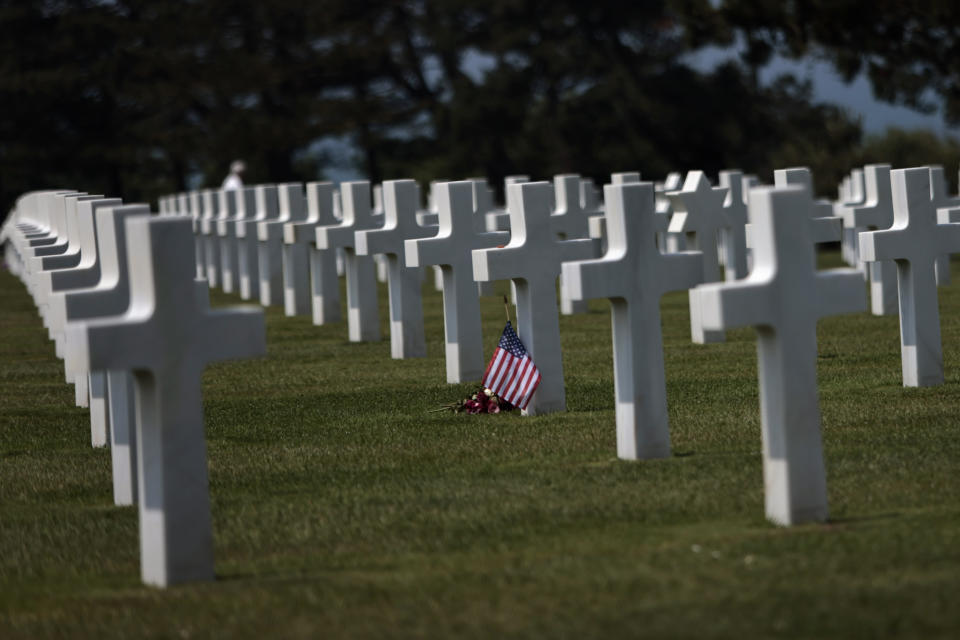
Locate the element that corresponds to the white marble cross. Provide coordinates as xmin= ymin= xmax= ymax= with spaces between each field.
xmin=551 ymin=174 xmax=601 ymax=315
xmin=67 ymin=216 xmax=265 ymax=587
xmin=217 ymin=187 xmax=256 ymax=297
xmin=667 ymin=171 xmax=729 ymax=343
xmin=189 ymin=191 xmax=206 ymax=280
xmin=256 ymin=183 xmax=306 ymax=311
xmin=838 ymin=168 xmax=867 ymax=268
xmin=471 ymin=179 xmax=498 ymax=297
xmin=693 ymin=184 xmax=865 ymax=526
xmin=718 ymin=170 xmax=749 ymax=280
xmin=657 ymin=172 xmax=685 ymax=253
xmin=612 ymin=172 xmax=641 ymax=184
xmin=277 ymin=184 xmax=311 ymax=316
xmin=772 ymin=168 xmax=843 ymax=244
xmin=860 ymin=167 xmax=960 ymax=387
xmin=40 ymin=197 xmax=122 ymax=355
xmin=928 ymin=165 xmax=957 ymax=286
xmin=215 ymin=189 xmax=239 ymax=293
xmin=316 ymin=181 xmax=382 ymax=342
xmin=56 ymin=204 xmax=152 ymax=505
xmin=588 ymin=172 xmax=641 ymax=245
xmin=256 ymin=184 xmax=296 ymax=306
xmin=199 ymin=189 xmax=221 ymax=288
xmin=407 ymin=181 xmax=508 ymax=383
xmin=473 ymin=181 xmax=599 ymax=414
xmin=283 ymin=182 xmax=341 ymax=325
xmin=27 ymin=193 xmax=90 ymax=306
xmin=356 ymin=179 xmax=435 ymax=358
xmin=562 ymin=181 xmax=703 ymax=458
xmin=839 ymin=164 xmax=898 ymax=315
xmin=236 ymin=185 xmax=279 ymax=302
xmin=485 ymin=175 xmax=529 ymax=233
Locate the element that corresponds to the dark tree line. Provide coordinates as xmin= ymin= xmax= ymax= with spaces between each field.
xmin=1 ymin=0 xmax=958 ymax=219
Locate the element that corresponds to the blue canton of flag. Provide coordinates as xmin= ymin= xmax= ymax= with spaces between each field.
xmin=482 ymin=321 xmax=541 ymax=410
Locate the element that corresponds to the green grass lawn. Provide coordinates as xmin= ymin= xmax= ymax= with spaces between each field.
xmin=1 ymin=253 xmax=959 ymax=639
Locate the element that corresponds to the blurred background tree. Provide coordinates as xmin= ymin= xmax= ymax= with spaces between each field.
xmin=0 ymin=0 xmax=957 ymax=219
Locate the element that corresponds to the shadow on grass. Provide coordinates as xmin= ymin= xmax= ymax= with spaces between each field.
xmin=828 ymin=512 xmax=900 ymax=525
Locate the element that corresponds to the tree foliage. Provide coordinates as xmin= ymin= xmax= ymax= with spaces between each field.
xmin=0 ymin=1 xmax=954 ymax=218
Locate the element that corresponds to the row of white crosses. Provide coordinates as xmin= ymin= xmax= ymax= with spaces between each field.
xmin=3 ymin=159 xmax=960 ymax=590
xmin=4 ymin=190 xmax=266 ymax=587
xmin=571 ymin=173 xmax=872 ymax=524
xmin=157 ymin=163 xmax=960 ymax=534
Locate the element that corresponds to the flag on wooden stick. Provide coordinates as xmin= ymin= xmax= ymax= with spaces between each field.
xmin=482 ymin=321 xmax=541 ymax=410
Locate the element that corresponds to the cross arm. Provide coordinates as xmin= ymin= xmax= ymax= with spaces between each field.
xmin=315 ymin=224 xmax=356 ymax=250
xmin=935 ymin=221 xmax=960 ymax=256
xmin=472 ymin=244 xmax=529 ymax=282
xmin=283 ymin=220 xmax=317 ymax=246
xmin=234 ymin=219 xmax=257 ymax=239
xmin=811 ymin=216 xmax=842 ymax=244
xmin=66 ymin=316 xmax=155 ymax=373
xmin=356 ymin=226 xmax=434 ymax=257
xmin=561 ymin=257 xmax=622 ymax=301
xmin=559 ymin=237 xmax=601 ymax=262
xmin=657 ymin=250 xmax=704 ymax=295
xmin=216 ymin=219 xmax=235 ymax=237
xmin=33 ymin=242 xmax=68 ymax=257
xmin=815 ymin=270 xmax=867 ymax=319
xmin=41 ymin=251 xmax=81 ymax=270
xmin=200 ymin=219 xmax=217 ymax=235
xmin=694 ymin=278 xmax=775 ymax=331
xmin=666 ymin=209 xmax=691 ymax=234
xmin=257 ymin=219 xmax=285 ymax=242
xmin=858 ymin=227 xmax=902 ymax=263
xmin=404 ymin=235 xmax=450 ymax=268
xmin=49 ymin=263 xmax=99 ymax=291
xmin=938 ymin=207 xmax=960 ymax=224
xmin=845 ymin=202 xmax=881 ymax=229
xmin=199 ymin=307 xmax=267 ymax=364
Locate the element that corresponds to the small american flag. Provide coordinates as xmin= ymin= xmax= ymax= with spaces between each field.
xmin=482 ymin=321 xmax=541 ymax=410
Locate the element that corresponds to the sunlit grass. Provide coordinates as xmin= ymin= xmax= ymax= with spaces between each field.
xmin=1 ymin=252 xmax=958 ymax=639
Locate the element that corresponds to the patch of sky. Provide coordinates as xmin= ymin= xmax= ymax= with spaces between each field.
xmin=684 ymin=42 xmax=953 ymax=135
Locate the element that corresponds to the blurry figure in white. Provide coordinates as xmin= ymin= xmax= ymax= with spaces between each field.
xmin=222 ymin=160 xmax=246 ymax=190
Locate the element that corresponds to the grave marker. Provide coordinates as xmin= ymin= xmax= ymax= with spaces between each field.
xmin=356 ymin=179 xmax=435 ymax=358
xmin=67 ymin=216 xmax=265 ymax=587
xmin=473 ymin=182 xmax=598 ymax=414
xmin=838 ymin=164 xmax=898 ymax=315
xmin=236 ymin=185 xmax=278 ymax=301
xmin=217 ymin=187 xmax=255 ymax=297
xmin=860 ymin=167 xmax=960 ymax=387
xmin=284 ymin=182 xmax=341 ymax=324
xmin=552 ymin=174 xmax=600 ymax=315
xmin=406 ymin=181 xmax=508 ymax=382
xmin=199 ymin=189 xmax=221 ymax=288
xmin=928 ymin=165 xmax=957 ymax=286
xmin=693 ymin=184 xmax=866 ymax=525
xmin=773 ymin=168 xmax=843 ymax=244
xmin=718 ymin=170 xmax=749 ymax=280
xmin=56 ymin=203 xmax=154 ymax=505
xmin=215 ymin=189 xmax=239 ymax=293
xmin=316 ymin=182 xmax=382 ymax=342
xmin=189 ymin=191 xmax=205 ymax=280
xmin=667 ymin=171 xmax=729 ymax=343
xmin=276 ymin=184 xmax=311 ymax=316
xmin=562 ymin=182 xmax=703 ymax=458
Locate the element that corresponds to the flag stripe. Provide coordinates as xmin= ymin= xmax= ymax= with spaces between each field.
xmin=481 ymin=321 xmax=541 ymax=411
xmin=489 ymin=350 xmax=509 ymax=391
xmin=513 ymin=364 xmax=536 ymax=403
xmin=511 ymin=358 xmax=534 ymax=401
xmin=503 ymin=357 xmax=530 ymax=402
